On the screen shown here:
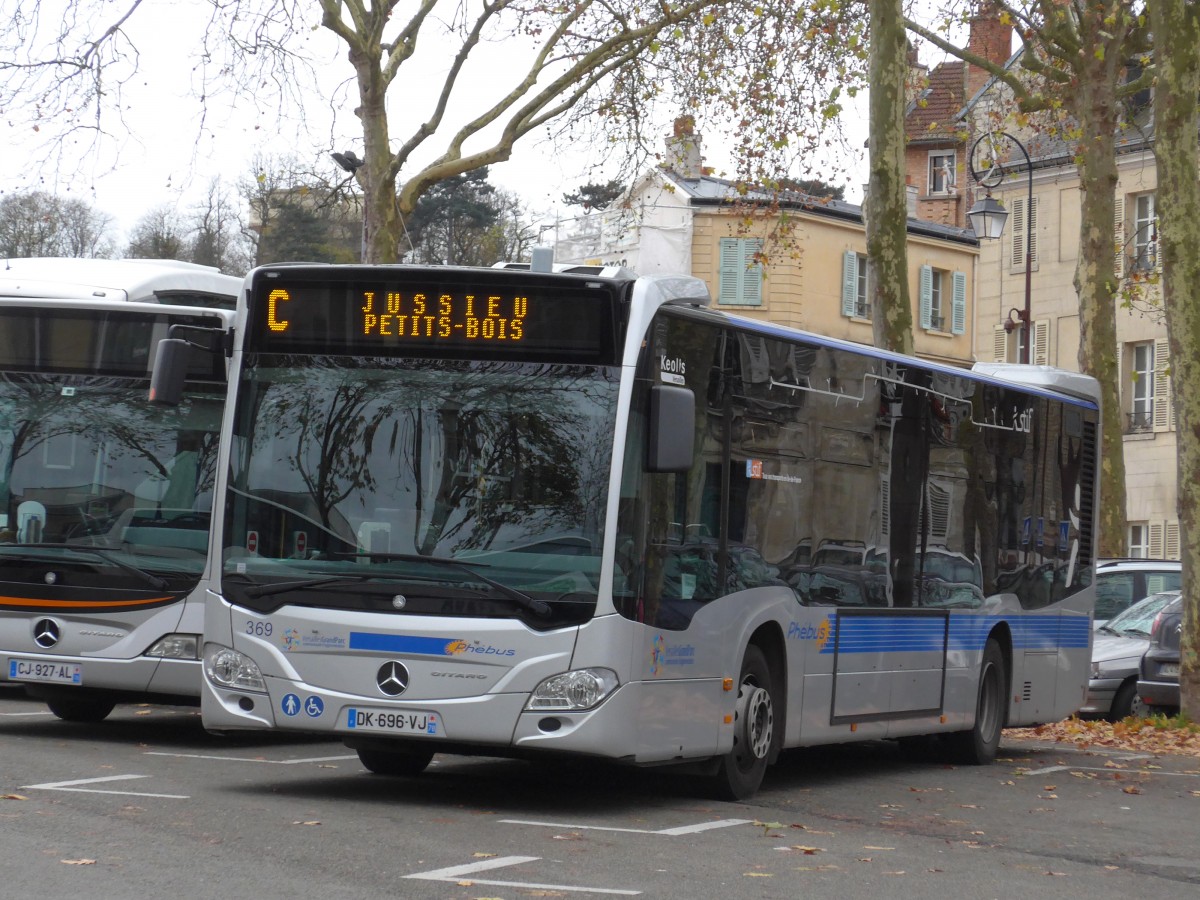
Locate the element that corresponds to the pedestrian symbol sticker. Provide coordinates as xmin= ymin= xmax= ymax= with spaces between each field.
xmin=281 ymin=693 xmax=301 ymax=717
xmin=304 ymin=695 xmax=324 ymax=717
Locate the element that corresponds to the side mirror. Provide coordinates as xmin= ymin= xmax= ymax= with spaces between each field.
xmin=149 ymin=338 xmax=192 ymax=406
xmin=647 ymin=384 xmax=695 ymax=472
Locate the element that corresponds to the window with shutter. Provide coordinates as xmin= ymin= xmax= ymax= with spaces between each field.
xmin=842 ymin=251 xmax=857 ymax=318
xmin=919 ymin=265 xmax=933 ymax=329
xmin=718 ymin=238 xmax=764 ymax=306
xmin=951 ymin=271 xmax=966 ymax=334
xmin=1148 ymin=522 xmax=1165 ymax=558
xmin=1165 ymin=521 xmax=1181 ymax=560
xmin=1153 ymin=336 xmax=1172 ymax=432
xmin=1032 ymin=320 xmax=1050 ymax=365
xmin=842 ymin=251 xmax=869 ymax=318
xmin=1129 ymin=342 xmax=1154 ymax=433
xmin=992 ymin=325 xmax=1010 ymax=362
xmin=1132 ymin=193 xmax=1157 ymax=273
xmin=1010 ymin=196 xmax=1038 ymax=271
xmin=1128 ymin=523 xmax=1149 ymax=558
xmin=1113 ymin=196 xmax=1125 ymax=279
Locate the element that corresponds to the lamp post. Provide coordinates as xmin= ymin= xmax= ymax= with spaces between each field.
xmin=967 ymin=132 xmax=1034 ymax=364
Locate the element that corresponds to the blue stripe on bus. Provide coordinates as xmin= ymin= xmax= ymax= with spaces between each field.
xmin=819 ymin=614 xmax=1090 ymax=654
xmin=348 ymin=632 xmax=459 ymax=655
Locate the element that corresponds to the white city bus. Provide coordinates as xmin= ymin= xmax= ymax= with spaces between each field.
xmin=177 ymin=262 xmax=1098 ymax=798
xmin=0 ymin=258 xmax=239 ymax=721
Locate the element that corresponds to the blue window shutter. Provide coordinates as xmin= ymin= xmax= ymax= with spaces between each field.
xmin=719 ymin=238 xmax=763 ymax=306
xmin=842 ymin=251 xmax=858 ymax=317
xmin=951 ymin=271 xmax=966 ymax=334
xmin=718 ymin=238 xmax=741 ymax=303
xmin=919 ymin=265 xmax=933 ymax=329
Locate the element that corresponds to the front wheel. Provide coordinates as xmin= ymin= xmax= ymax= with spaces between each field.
xmin=945 ymin=638 xmax=1006 ymax=765
xmin=710 ymin=644 xmax=775 ymax=801
xmin=46 ymin=696 xmax=116 ymax=723
xmin=356 ymin=747 xmax=435 ymax=777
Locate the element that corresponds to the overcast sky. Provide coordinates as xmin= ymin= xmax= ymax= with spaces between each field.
xmin=0 ymin=1 xmax=869 ymax=248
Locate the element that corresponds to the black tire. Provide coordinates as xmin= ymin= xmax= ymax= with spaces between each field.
xmin=46 ymin=697 xmax=116 ymax=723
xmin=710 ymin=644 xmax=775 ymax=801
xmin=945 ymin=638 xmax=1006 ymax=765
xmin=1110 ymin=680 xmax=1138 ymax=721
xmin=356 ymin=747 xmax=435 ymax=777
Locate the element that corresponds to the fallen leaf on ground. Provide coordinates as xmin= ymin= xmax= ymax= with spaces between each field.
xmin=1005 ymin=718 xmax=1200 ymax=758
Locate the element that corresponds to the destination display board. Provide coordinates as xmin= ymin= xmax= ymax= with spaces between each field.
xmin=245 ymin=266 xmax=620 ymax=361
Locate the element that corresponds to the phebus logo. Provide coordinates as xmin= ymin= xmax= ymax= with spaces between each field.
xmin=787 ymin=618 xmax=832 ymax=651
xmin=444 ymin=639 xmax=515 ymax=657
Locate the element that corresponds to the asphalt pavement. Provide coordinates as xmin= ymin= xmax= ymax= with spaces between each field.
xmin=2 ymin=685 xmax=1197 ymax=899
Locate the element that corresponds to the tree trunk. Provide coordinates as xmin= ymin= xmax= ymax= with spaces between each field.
xmin=1069 ymin=25 xmax=1128 ymax=559
xmin=1150 ymin=0 xmax=1200 ymax=720
xmin=349 ymin=42 xmax=403 ymax=263
xmin=865 ymin=0 xmax=913 ymax=355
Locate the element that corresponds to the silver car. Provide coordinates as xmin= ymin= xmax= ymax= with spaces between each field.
xmin=1082 ymin=590 xmax=1180 ymax=720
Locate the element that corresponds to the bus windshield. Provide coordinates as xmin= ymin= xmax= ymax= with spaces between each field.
xmin=221 ymin=357 xmax=620 ymax=623
xmin=0 ymin=375 xmax=224 ymax=581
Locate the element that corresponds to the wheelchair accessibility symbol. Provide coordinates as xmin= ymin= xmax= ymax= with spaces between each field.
xmin=304 ymin=695 xmax=324 ymax=717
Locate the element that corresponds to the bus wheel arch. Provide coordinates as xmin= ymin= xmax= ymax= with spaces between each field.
xmin=710 ymin=625 xmax=786 ymax=800
xmin=946 ymin=632 xmax=1009 ymax=765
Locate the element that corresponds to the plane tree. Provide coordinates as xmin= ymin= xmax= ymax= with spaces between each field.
xmin=904 ymin=1 xmax=1152 ymax=558
xmin=1148 ymin=0 xmax=1199 ymax=720
xmin=0 ymin=1 xmax=865 ymax=264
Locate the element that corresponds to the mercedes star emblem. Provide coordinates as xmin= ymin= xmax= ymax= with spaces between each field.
xmin=376 ymin=660 xmax=410 ymax=696
xmin=33 ymin=618 xmax=61 ymax=649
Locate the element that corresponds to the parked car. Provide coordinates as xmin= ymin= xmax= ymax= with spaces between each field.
xmin=1137 ymin=592 xmax=1185 ymax=715
xmin=1091 ymin=558 xmax=1182 ymax=628
xmin=1082 ymin=590 xmax=1179 ymax=720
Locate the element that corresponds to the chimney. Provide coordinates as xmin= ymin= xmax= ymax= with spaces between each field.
xmin=905 ymin=39 xmax=929 ymax=107
xmin=664 ymin=115 xmax=704 ymax=180
xmin=965 ymin=2 xmax=1013 ymax=100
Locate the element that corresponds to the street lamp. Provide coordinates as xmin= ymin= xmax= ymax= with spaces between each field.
xmin=967 ymin=132 xmax=1034 ymax=363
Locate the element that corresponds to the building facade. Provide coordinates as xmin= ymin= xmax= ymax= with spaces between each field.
xmin=902 ymin=16 xmax=1180 ymax=558
xmin=552 ymin=122 xmax=979 ymax=371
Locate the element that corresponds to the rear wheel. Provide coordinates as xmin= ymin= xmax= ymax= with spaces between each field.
xmin=46 ymin=696 xmax=116 ymax=723
xmin=356 ymin=747 xmax=435 ymax=777
xmin=1111 ymin=680 xmax=1138 ymax=721
xmin=710 ymin=644 xmax=775 ymax=801
xmin=946 ymin=638 xmax=1006 ymax=765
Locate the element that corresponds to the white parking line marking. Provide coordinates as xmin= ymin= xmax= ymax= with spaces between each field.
xmin=144 ymin=751 xmax=357 ymax=765
xmin=405 ymin=856 xmax=639 ymax=895
xmin=1024 ymin=764 xmax=1200 ymax=778
xmin=500 ymin=817 xmax=752 ymax=835
xmin=0 ymin=710 xmax=55 ymax=717
xmin=23 ymin=774 xmax=189 ymax=799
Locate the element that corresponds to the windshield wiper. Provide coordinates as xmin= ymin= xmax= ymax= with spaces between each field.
xmin=334 ymin=551 xmax=552 ymax=618
xmin=243 ymin=574 xmax=372 ymax=599
xmin=0 ymin=543 xmax=169 ymax=591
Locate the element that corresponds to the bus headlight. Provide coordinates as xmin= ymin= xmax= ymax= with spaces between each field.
xmin=526 ymin=668 xmax=618 ymax=711
xmin=204 ymin=643 xmax=267 ymax=693
xmin=144 ymin=634 xmax=200 ymax=659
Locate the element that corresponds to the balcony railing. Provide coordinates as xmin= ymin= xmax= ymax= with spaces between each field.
xmin=1126 ymin=411 xmax=1153 ymax=434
